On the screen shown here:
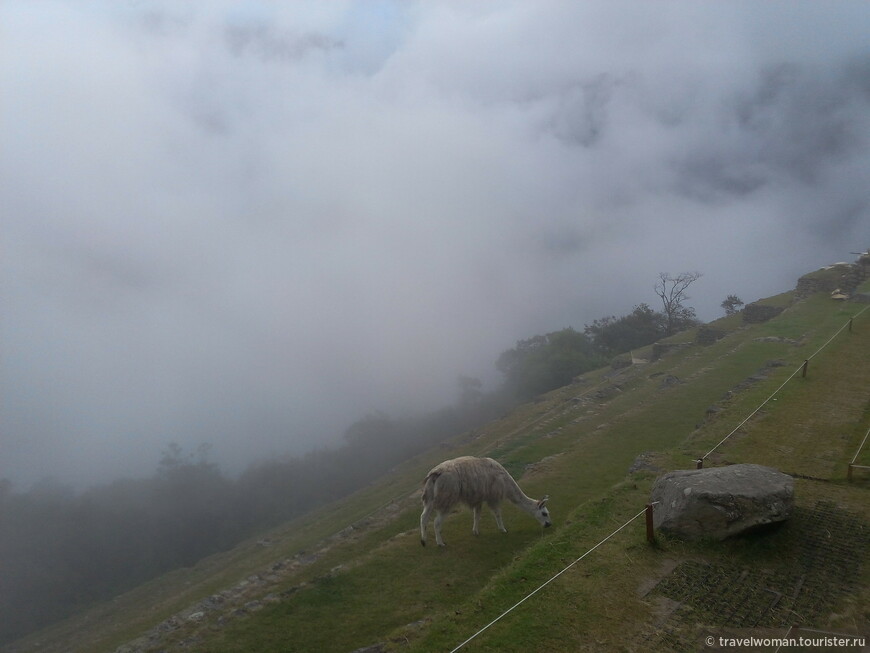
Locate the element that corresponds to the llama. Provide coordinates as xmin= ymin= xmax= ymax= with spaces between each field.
xmin=420 ymin=456 xmax=551 ymax=547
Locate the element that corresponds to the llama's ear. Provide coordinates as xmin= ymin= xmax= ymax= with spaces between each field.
xmin=538 ymin=495 xmax=549 ymax=508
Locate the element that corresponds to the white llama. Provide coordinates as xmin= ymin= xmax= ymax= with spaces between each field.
xmin=420 ymin=456 xmax=551 ymax=547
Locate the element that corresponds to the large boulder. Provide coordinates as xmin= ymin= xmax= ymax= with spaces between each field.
xmin=650 ymin=464 xmax=794 ymax=540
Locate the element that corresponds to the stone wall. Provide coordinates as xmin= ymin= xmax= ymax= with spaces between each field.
xmin=696 ymin=326 xmax=726 ymax=345
xmin=795 ymin=264 xmax=858 ymax=299
xmin=742 ymin=302 xmax=785 ymax=324
xmin=858 ymin=252 xmax=870 ymax=284
xmin=794 ymin=251 xmax=870 ymax=300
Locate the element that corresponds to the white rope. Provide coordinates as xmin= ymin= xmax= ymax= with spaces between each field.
xmin=772 ymin=625 xmax=794 ymax=653
xmin=701 ymin=307 xmax=868 ymax=461
xmin=806 ymin=303 xmax=869 ymax=361
xmin=850 ymin=425 xmax=870 ymax=466
xmin=701 ymin=362 xmax=805 ymax=460
xmin=449 ymin=505 xmax=650 ymax=652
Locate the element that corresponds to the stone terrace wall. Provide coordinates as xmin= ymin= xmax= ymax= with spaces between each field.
xmin=794 ymin=263 xmax=864 ymax=299
xmin=794 ymin=252 xmax=870 ymax=300
xmin=742 ymin=302 xmax=785 ymax=324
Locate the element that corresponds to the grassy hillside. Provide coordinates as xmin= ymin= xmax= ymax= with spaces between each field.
xmin=7 ymin=292 xmax=869 ymax=653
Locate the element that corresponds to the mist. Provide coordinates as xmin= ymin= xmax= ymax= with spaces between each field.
xmin=2 ymin=1 xmax=869 ymax=490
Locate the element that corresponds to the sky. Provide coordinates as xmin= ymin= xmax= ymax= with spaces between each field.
xmin=2 ymin=1 xmax=869 ymax=490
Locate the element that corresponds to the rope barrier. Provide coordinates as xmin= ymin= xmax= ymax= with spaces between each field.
xmin=806 ymin=304 xmax=869 ymax=361
xmin=847 ymin=423 xmax=870 ymax=481
xmin=699 ymin=305 xmax=869 ymax=463
xmin=449 ymin=504 xmax=654 ymax=652
xmin=849 ymin=425 xmax=870 ymax=466
xmin=699 ymin=362 xmax=805 ymax=462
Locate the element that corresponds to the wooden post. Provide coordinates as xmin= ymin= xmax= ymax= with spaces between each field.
xmin=849 ymin=318 xmax=853 ymax=333
xmin=696 ymin=459 xmax=704 ymax=469
xmin=801 ymin=359 xmax=809 ymax=378
xmin=848 ymin=464 xmax=853 ymax=482
xmin=645 ymin=504 xmax=655 ymax=543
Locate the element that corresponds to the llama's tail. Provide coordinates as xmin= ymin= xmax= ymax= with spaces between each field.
xmin=421 ymin=470 xmax=440 ymax=504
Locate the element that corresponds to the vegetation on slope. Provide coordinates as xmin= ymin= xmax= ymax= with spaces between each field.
xmin=6 ymin=291 xmax=869 ymax=653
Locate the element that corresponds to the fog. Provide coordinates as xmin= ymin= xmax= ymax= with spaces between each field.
xmin=2 ymin=1 xmax=869 ymax=489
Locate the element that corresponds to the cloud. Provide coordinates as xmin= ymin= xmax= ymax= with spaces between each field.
xmin=2 ymin=1 xmax=869 ymax=488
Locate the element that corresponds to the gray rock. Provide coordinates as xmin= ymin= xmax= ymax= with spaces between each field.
xmin=629 ymin=452 xmax=662 ymax=474
xmin=650 ymin=464 xmax=794 ymax=540
xmin=659 ymin=374 xmax=683 ymax=388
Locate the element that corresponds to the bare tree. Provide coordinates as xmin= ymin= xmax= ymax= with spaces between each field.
xmin=655 ymin=271 xmax=702 ymax=335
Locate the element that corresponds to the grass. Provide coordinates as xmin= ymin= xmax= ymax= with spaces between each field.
xmin=209 ymin=297 xmax=868 ymax=652
xmin=398 ymin=302 xmax=870 ymax=652
xmin=9 ymin=294 xmax=869 ymax=653
xmin=401 ymin=481 xmax=662 ymax=652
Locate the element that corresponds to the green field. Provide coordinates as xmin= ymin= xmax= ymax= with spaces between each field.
xmin=8 ymin=294 xmax=869 ymax=653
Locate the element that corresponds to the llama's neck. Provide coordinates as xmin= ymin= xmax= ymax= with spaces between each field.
xmin=505 ymin=475 xmax=539 ymax=513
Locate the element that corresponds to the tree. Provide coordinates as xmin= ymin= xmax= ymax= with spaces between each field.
xmin=496 ymin=328 xmax=601 ymax=399
xmin=654 ymin=271 xmax=703 ymax=335
xmin=584 ymin=303 xmax=667 ymax=356
xmin=721 ymin=294 xmax=744 ymax=316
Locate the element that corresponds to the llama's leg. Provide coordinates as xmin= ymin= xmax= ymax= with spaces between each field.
xmin=491 ymin=503 xmax=507 ymax=533
xmin=420 ymin=503 xmax=433 ymax=546
xmin=434 ymin=511 xmax=446 ymax=547
xmin=472 ymin=505 xmax=481 ymax=535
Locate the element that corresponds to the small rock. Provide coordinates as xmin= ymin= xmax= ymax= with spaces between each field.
xmin=659 ymin=375 xmax=683 ymax=388
xmin=629 ymin=452 xmax=662 ymax=474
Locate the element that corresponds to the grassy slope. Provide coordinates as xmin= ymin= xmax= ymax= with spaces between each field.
xmin=403 ymin=297 xmax=870 ymax=653
xmin=7 ymin=294 xmax=869 ymax=653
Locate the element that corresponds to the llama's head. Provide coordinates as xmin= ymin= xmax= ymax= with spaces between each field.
xmin=534 ymin=495 xmax=552 ymax=528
